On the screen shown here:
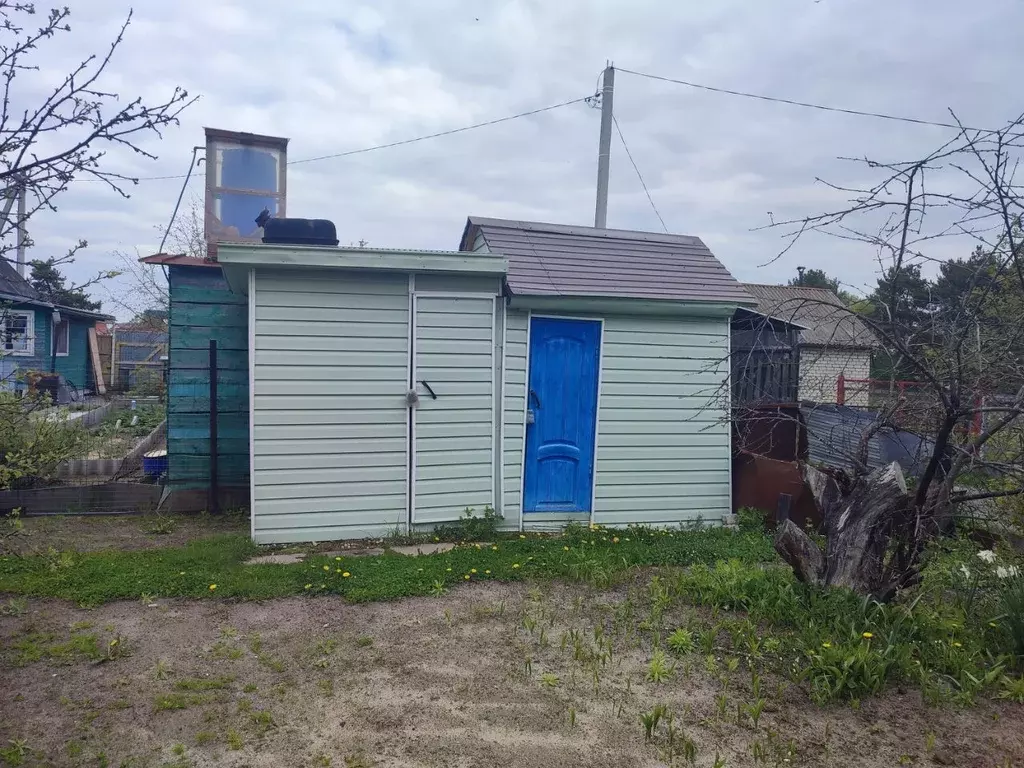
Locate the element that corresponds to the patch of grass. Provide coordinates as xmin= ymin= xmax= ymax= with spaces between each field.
xmin=242 ymin=683 xmax=257 ymax=694
xmin=173 ymin=675 xmax=235 ymax=692
xmin=0 ymin=739 xmax=31 ymax=766
xmin=194 ymin=731 xmax=216 ymax=746
xmin=225 ymin=730 xmax=243 ymax=750
xmin=154 ymin=692 xmax=215 ymax=711
xmin=11 ymin=630 xmax=103 ymax=665
xmin=0 ymin=526 xmax=775 ymax=606
xmin=355 ymin=635 xmax=373 ymax=648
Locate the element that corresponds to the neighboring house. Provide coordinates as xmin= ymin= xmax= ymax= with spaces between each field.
xmin=741 ymin=284 xmax=875 ymax=406
xmin=185 ymin=216 xmax=754 ymax=544
xmin=138 ymin=254 xmax=248 ymax=504
xmin=0 ymin=259 xmax=112 ymax=398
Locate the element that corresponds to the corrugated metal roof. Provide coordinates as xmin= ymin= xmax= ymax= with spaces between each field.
xmin=462 ymin=217 xmax=753 ymax=304
xmin=801 ymin=403 xmax=933 ymax=476
xmin=742 ymin=284 xmax=875 ymax=348
xmin=139 ymin=253 xmax=220 ymax=268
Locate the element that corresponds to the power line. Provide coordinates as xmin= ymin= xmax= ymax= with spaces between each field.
xmin=612 ymin=114 xmax=668 ymax=233
xmin=72 ymin=95 xmax=592 ymax=183
xmin=157 ymin=145 xmax=201 ymax=254
xmin=617 ymin=67 xmax=989 ymax=133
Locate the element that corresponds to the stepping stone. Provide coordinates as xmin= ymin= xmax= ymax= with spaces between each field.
xmin=322 ymin=548 xmax=385 ymax=558
xmin=389 ymin=542 xmax=456 ymax=556
xmin=244 ymin=553 xmax=306 ymax=566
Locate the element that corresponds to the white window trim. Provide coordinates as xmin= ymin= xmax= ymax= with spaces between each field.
xmin=53 ymin=317 xmax=70 ymax=357
xmin=2 ymin=309 xmax=35 ymax=357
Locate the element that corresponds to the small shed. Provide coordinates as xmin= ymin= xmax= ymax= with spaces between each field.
xmin=741 ymin=284 xmax=875 ymax=406
xmin=215 ymin=217 xmax=753 ymax=543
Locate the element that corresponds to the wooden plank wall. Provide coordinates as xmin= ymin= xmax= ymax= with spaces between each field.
xmin=167 ymin=265 xmax=249 ymax=492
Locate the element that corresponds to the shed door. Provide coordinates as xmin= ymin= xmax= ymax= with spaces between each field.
xmin=412 ymin=295 xmax=497 ymax=524
xmin=523 ymin=317 xmax=601 ymax=513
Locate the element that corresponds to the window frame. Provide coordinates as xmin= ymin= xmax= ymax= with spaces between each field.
xmin=1 ymin=309 xmax=35 ymax=356
xmin=53 ymin=316 xmax=70 ymax=357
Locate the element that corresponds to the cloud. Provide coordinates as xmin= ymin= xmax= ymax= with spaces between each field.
xmin=8 ymin=0 xmax=1023 ymax=315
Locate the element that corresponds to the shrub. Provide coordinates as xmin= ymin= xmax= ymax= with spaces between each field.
xmin=737 ymin=507 xmax=768 ymax=533
xmin=0 ymin=391 xmax=90 ymax=489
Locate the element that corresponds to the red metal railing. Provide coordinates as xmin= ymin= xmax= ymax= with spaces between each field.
xmin=836 ymin=374 xmax=984 ymax=435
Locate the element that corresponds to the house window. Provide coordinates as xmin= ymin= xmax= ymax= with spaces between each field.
xmin=1 ymin=310 xmax=34 ymax=356
xmin=53 ymin=317 xmax=69 ymax=356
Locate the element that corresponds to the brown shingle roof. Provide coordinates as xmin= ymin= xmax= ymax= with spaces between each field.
xmin=742 ymin=283 xmax=876 ymax=348
xmin=461 ymin=217 xmax=753 ymax=304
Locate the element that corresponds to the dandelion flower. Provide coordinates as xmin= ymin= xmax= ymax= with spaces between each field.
xmin=470 ymin=568 xmax=477 ymax=574
xmin=342 ymin=572 xmax=351 ymax=578
xmin=208 ymin=584 xmax=217 ymax=591
xmin=433 ymin=536 xmax=440 ymax=542
xmin=491 ymin=545 xmax=498 ymax=551
xmin=612 ymin=537 xmax=619 ymax=544
xmin=304 ymin=584 xmax=312 ymax=590
xmin=996 ymin=565 xmax=1020 ymax=579
xmin=335 ymin=556 xmax=342 ymax=561
xmin=322 ymin=565 xmax=330 ymax=571
xmin=475 ymin=544 xmax=482 ymax=550
xmin=989 ymin=621 xmax=998 ymax=628
xmin=336 ymin=568 xmax=341 ymax=573
xmin=178 ymin=571 xmax=186 ymax=575
xmin=464 ymin=574 xmax=471 ymax=580
xmin=485 ymin=570 xmax=491 ymax=575
xmin=862 ymin=632 xmax=873 ymax=639
xmin=952 ymin=641 xmax=962 ymax=647
xmin=822 ymin=642 xmax=832 ymax=648
xmin=563 ymin=546 xmax=570 ymax=551
xmin=977 ymin=550 xmax=997 ymax=563
xmin=512 ymin=563 xmax=521 ymax=569
xmin=519 ymin=534 xmax=526 ymax=539
xmin=446 ymin=567 xmax=452 ymax=572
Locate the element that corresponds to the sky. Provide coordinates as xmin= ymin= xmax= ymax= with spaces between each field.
xmin=8 ymin=0 xmax=1024 ymax=315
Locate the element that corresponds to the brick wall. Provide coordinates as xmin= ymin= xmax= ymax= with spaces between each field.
xmin=798 ymin=346 xmax=871 ymax=405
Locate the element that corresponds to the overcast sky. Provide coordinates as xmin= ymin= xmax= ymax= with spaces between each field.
xmin=11 ymin=0 xmax=1024 ymax=313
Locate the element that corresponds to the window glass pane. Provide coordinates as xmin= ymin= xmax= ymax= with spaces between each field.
xmin=55 ymin=319 xmax=69 ymax=355
xmin=2 ymin=313 xmax=30 ymax=353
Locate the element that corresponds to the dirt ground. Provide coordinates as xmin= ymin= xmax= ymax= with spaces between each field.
xmin=2 ymin=514 xmax=249 ymax=557
xmin=2 ymin=581 xmax=1022 ymax=768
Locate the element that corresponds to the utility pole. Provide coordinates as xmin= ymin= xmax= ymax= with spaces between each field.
xmin=16 ymin=184 xmax=26 ymax=276
xmin=594 ymin=63 xmax=615 ymax=228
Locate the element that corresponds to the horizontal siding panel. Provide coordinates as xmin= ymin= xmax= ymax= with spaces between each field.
xmin=257 ymin=321 xmax=407 ymax=339
xmin=597 ymin=456 xmax=730 ymax=471
xmin=598 ymin=432 xmax=727 ymax=449
xmin=414 ymin=274 xmax=500 ymax=293
xmin=257 ymin=279 xmax=407 ymax=297
xmin=254 ymin=395 xmax=406 ymax=411
xmin=417 ymin=448 xmax=491 ymax=467
xmin=256 ymin=306 xmax=409 ymax=325
xmin=257 ymin=465 xmax=405 ymax=485
xmin=256 ymin=409 xmax=402 ymax=426
xmin=259 ymin=292 xmax=407 ymax=311
xmin=259 ymin=335 xmax=407 ymax=353
xmin=253 ymin=437 xmax=406 ymax=455
xmin=594 ymin=495 xmax=729 ymax=513
xmin=415 ymin=461 xmax=492 ymax=480
xmin=416 ymin=339 xmax=490 ymax=357
xmin=256 ymin=381 xmax=406 ymax=398
xmin=254 ymin=503 xmax=407 ymax=526
xmin=254 ymin=364 xmax=407 ymax=381
xmin=255 ymin=478 xmax=404 ymax=501
xmin=415 ymin=476 xmax=492 ymax=497
xmin=416 ymin=421 xmax=491 ymax=440
xmin=254 ymin=422 xmax=405 ymax=441
xmin=255 ymin=451 xmax=405 ymax=471
xmin=599 ymin=419 xmax=721 ymax=434
xmin=415 ymin=435 xmax=492 ymax=454
xmin=254 ymin=349 xmax=408 ymax=368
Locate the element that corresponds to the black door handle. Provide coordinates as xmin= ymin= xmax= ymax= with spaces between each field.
xmin=419 ymin=380 xmax=437 ymax=400
xmin=529 ymin=389 xmax=541 ymax=409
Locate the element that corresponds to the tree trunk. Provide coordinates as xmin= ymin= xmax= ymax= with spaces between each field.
xmin=774 ymin=461 xmax=910 ymax=597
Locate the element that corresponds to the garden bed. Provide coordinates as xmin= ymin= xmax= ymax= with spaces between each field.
xmin=54 ymin=403 xmax=166 ymax=479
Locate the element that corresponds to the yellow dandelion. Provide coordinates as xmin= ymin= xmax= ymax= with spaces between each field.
xmin=612 ymin=537 xmax=619 ymax=544
xmin=342 ymin=572 xmax=351 ymax=578
xmin=417 ymin=568 xmax=423 ymax=572
xmin=484 ymin=569 xmax=491 ymax=575
xmin=989 ymin=621 xmax=998 ymax=628
xmin=563 ymin=546 xmax=570 ymax=551
xmin=512 ymin=563 xmax=521 ymax=569
xmin=464 ymin=574 xmax=471 ymax=580
xmin=304 ymin=584 xmax=312 ymax=590
xmin=178 ymin=571 xmax=186 ymax=575
xmin=491 ymin=545 xmax=498 ymax=551
xmin=322 ymin=565 xmax=330 ymax=571
xmin=433 ymin=536 xmax=440 ymax=542
xmin=862 ymin=632 xmax=873 ymax=639
xmin=519 ymin=534 xmax=526 ymax=539
xmin=822 ymin=642 xmax=831 ymax=648
xmin=475 ymin=544 xmax=482 ymax=550
xmin=446 ymin=567 xmax=452 ymax=572
xmin=208 ymin=584 xmax=217 ymax=591
xmin=470 ymin=568 xmax=477 ymax=574
xmin=335 ymin=556 xmax=342 ymax=561
xmin=528 ymin=556 xmax=534 ymax=561
xmin=336 ymin=568 xmax=341 ymax=573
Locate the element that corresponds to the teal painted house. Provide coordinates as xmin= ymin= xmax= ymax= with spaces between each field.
xmin=141 ymin=254 xmax=249 ymax=497
xmin=0 ymin=259 xmax=111 ymax=396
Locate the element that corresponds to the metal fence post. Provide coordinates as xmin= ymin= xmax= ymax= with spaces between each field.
xmin=836 ymin=373 xmax=845 ymax=405
xmin=209 ymin=339 xmax=219 ymax=515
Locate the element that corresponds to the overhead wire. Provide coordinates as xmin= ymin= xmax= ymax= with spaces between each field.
xmin=74 ymin=95 xmax=593 ymax=184
xmin=157 ymin=145 xmax=201 ymax=254
xmin=612 ymin=114 xmax=668 ymax=233
xmin=616 ymin=67 xmax=990 ymax=133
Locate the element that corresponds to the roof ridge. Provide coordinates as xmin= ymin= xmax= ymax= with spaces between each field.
xmin=468 ymin=216 xmax=703 ymax=246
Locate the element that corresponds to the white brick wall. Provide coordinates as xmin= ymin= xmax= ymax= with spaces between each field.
xmin=798 ymin=346 xmax=871 ymax=406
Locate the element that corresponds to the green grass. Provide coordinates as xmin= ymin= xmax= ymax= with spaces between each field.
xmin=0 ymin=526 xmax=776 ymax=607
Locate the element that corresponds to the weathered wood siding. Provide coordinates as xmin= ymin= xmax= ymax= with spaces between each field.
xmin=503 ymin=310 xmax=732 ymax=530
xmin=167 ymin=265 xmax=249 ymax=491
xmin=252 ymin=270 xmax=409 ymax=543
xmin=0 ymin=308 xmax=96 ymax=393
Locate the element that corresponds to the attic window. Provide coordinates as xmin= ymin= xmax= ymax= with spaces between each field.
xmin=1 ymin=309 xmax=33 ymax=355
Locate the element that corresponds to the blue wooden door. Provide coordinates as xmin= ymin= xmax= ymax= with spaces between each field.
xmin=523 ymin=317 xmax=601 ymax=513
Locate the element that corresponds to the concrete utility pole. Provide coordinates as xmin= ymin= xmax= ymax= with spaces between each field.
xmin=594 ymin=63 xmax=615 ymax=228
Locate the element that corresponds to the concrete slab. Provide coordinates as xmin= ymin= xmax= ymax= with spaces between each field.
xmin=389 ymin=542 xmax=456 ymax=556
xmin=322 ymin=548 xmax=385 ymax=558
xmin=244 ymin=553 xmax=306 ymax=566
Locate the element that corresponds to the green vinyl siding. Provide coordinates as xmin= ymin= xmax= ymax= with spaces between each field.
xmin=251 ymin=270 xmax=409 ymax=543
xmin=166 ymin=265 xmax=249 ymax=491
xmin=503 ymin=310 xmax=732 ymax=531
xmin=412 ymin=294 xmax=496 ymax=525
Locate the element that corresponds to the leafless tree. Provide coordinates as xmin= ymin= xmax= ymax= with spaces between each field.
xmin=0 ymin=2 xmax=195 ymax=271
xmin=749 ymin=115 xmax=1024 ymax=599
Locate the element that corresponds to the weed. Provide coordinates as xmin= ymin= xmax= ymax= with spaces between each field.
xmin=210 ymin=641 xmax=243 ymax=661
xmin=567 ymin=705 xmax=576 ymax=729
xmin=237 ymin=698 xmax=252 ymax=713
xmin=745 ymin=698 xmax=766 ymax=729
xmin=247 ymin=633 xmax=263 ymax=654
xmin=997 ymin=675 xmax=1024 ymax=702
xmin=1 ymin=597 xmax=27 ymax=616
xmin=257 ymin=653 xmax=286 ymax=673
xmin=173 ymin=675 xmax=234 ymax=691
xmin=146 ymin=515 xmax=176 ymax=535
xmin=343 ymin=754 xmax=374 ymax=768
xmin=0 ymin=739 xmax=30 ymax=766
xmin=318 ymin=678 xmax=334 ymax=697
xmin=153 ymin=659 xmax=171 ymax=680
xmin=715 ymin=693 xmax=728 ymax=720
xmin=646 ymin=648 xmax=675 ymax=683
xmin=667 ymin=628 xmax=695 ymax=655
xmin=194 ymin=731 xmax=215 ymax=746
xmin=171 ymin=744 xmax=185 ymax=756
xmin=154 ymin=693 xmax=214 ymax=711
xmin=355 ymin=636 xmax=373 ymax=648
xmin=540 ymin=672 xmax=559 ymax=687
xmin=219 ymin=626 xmax=239 ymax=639
xmin=226 ymin=730 xmax=243 ymax=750
xmin=639 ymin=704 xmax=668 ymax=741
xmin=312 ymin=754 xmax=332 ymax=767
xmin=251 ymin=710 xmax=275 ymax=733
xmin=243 ymin=683 xmax=257 ymax=693
xmin=429 ymin=580 xmax=447 ymax=597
